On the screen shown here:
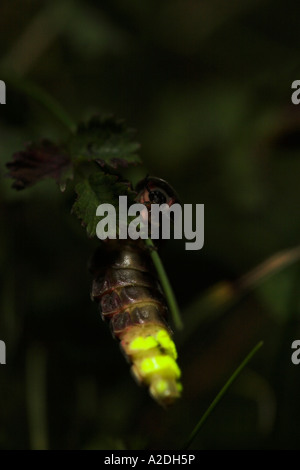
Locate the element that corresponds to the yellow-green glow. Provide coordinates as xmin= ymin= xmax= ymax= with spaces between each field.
xmin=124 ymin=326 xmax=182 ymax=404
xmin=156 ymin=330 xmax=177 ymax=359
xmin=130 ymin=335 xmax=158 ymax=351
xmin=140 ymin=355 xmax=181 ymax=379
xmin=155 ymin=379 xmax=168 ymax=394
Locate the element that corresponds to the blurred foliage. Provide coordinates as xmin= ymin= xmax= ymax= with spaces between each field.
xmin=0 ymin=0 xmax=300 ymax=450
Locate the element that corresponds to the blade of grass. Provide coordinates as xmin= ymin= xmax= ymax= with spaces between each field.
xmin=26 ymin=344 xmax=48 ymax=450
xmin=145 ymin=238 xmax=183 ymax=330
xmin=182 ymin=340 xmax=264 ymax=450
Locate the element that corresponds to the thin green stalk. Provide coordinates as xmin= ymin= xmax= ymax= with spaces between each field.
xmin=145 ymin=238 xmax=183 ymax=330
xmin=7 ymin=77 xmax=76 ymax=132
xmin=182 ymin=340 xmax=264 ymax=450
xmin=26 ymin=344 xmax=48 ymax=450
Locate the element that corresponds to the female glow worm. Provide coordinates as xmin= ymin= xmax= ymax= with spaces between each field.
xmin=90 ymin=177 xmax=182 ymax=406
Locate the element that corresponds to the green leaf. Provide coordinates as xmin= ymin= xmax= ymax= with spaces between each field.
xmin=6 ymin=140 xmax=73 ymax=191
xmin=72 ymin=171 xmax=136 ymax=237
xmin=68 ymin=116 xmax=141 ymax=169
xmin=7 ymin=116 xmax=141 ymax=193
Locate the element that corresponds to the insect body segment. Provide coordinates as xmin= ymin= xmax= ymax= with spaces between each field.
xmin=122 ymin=324 xmax=182 ymax=405
xmin=91 ymin=177 xmax=182 ymax=406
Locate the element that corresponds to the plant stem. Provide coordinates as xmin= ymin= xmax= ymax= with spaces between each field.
xmin=7 ymin=76 xmax=76 ymax=132
xmin=182 ymin=340 xmax=264 ymax=450
xmin=145 ymin=238 xmax=183 ymax=330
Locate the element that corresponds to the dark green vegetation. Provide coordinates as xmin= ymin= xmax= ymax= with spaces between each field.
xmin=0 ymin=0 xmax=300 ymax=450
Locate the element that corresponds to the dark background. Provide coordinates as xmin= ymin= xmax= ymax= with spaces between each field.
xmin=0 ymin=0 xmax=300 ymax=450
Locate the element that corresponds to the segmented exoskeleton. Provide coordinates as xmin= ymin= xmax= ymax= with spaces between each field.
xmin=90 ymin=177 xmax=182 ymax=406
